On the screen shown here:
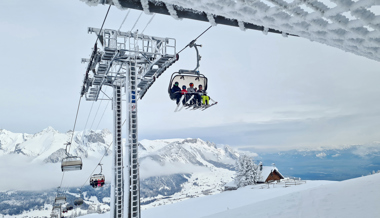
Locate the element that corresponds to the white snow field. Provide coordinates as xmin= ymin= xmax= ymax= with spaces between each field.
xmin=82 ymin=173 xmax=380 ymax=218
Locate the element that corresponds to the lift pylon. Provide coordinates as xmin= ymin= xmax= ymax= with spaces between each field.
xmin=81 ymin=28 xmax=177 ymax=218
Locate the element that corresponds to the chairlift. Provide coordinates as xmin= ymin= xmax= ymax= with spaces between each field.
xmin=168 ymin=41 xmax=217 ymax=110
xmin=55 ymin=194 xmax=66 ymax=204
xmin=90 ymin=163 xmax=105 ymax=188
xmin=52 ymin=204 xmax=61 ymax=210
xmin=61 ymin=142 xmax=83 ymax=172
xmin=50 ymin=212 xmax=59 ymax=218
xmin=66 ymin=204 xmax=74 ymax=211
xmin=74 ymin=198 xmax=84 ymax=206
xmin=168 ymin=71 xmax=208 ymax=97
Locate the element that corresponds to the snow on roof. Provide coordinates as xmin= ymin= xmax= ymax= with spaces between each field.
xmin=257 ymin=166 xmax=284 ymax=183
xmin=83 ymin=0 xmax=380 ymax=62
xmin=224 ymin=180 xmax=237 ymax=188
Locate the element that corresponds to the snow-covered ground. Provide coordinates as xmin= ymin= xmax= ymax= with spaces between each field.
xmin=141 ymin=167 xmax=234 ymax=209
xmin=82 ymin=173 xmax=380 ymax=218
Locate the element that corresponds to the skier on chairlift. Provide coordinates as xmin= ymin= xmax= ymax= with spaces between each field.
xmin=181 ymin=85 xmax=189 ymax=104
xmin=170 ymin=81 xmax=182 ymax=105
xmin=197 ymin=84 xmax=209 ymax=105
xmin=99 ymin=178 xmax=105 ymax=187
xmin=187 ymin=83 xmax=201 ymax=106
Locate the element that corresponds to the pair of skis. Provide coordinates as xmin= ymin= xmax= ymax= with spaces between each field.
xmin=174 ymin=95 xmax=217 ymax=112
xmin=174 ymin=95 xmax=193 ymax=112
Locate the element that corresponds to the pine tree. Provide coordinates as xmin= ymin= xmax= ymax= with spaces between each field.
xmin=234 ymin=154 xmax=258 ymax=188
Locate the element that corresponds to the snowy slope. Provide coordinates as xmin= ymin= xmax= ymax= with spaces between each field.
xmin=81 ymin=173 xmax=380 ymax=218
xmin=204 ymin=173 xmax=380 ymax=218
xmin=139 ymin=138 xmax=239 ymax=207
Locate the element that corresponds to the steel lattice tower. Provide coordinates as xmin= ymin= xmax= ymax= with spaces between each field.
xmin=81 ymin=28 xmax=177 ymax=218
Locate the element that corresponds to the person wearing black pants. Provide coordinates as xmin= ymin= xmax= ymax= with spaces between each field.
xmin=170 ymin=82 xmax=182 ymax=105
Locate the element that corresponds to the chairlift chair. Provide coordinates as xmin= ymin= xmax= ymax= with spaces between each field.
xmin=66 ymin=204 xmax=74 ymax=211
xmin=61 ymin=142 xmax=83 ymax=172
xmin=168 ymin=41 xmax=217 ymax=110
xmin=50 ymin=212 xmax=59 ymax=218
xmin=168 ymin=70 xmax=208 ymax=99
xmin=90 ymin=163 xmax=105 ymax=188
xmin=52 ymin=204 xmax=61 ymax=210
xmin=54 ymin=195 xmax=66 ymax=204
xmin=74 ymin=198 xmax=84 ymax=206
xmin=61 ymin=156 xmax=82 ymax=171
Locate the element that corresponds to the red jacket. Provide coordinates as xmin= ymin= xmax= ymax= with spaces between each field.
xmin=181 ymin=89 xmax=187 ymax=95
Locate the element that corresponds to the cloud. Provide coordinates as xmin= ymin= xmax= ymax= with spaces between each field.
xmin=316 ymin=152 xmax=327 ymax=158
xmin=139 ymin=158 xmax=209 ymax=180
xmin=141 ymin=111 xmax=380 ymax=152
xmin=0 ymin=154 xmax=113 ymax=192
xmin=351 ymin=144 xmax=380 ymax=158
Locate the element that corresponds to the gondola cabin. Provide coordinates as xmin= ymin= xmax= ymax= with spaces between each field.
xmin=61 ymin=156 xmax=82 ymax=172
xmin=168 ymin=70 xmax=208 ymax=100
xmin=55 ymin=195 xmax=66 ymax=204
xmin=90 ymin=174 xmax=105 ymax=188
xmin=74 ymin=198 xmax=84 ymax=206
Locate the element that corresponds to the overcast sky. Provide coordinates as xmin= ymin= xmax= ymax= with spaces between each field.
xmin=1 ymin=0 xmax=380 ymax=152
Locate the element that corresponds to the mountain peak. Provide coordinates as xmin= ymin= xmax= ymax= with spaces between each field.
xmin=42 ymin=126 xmax=56 ymax=132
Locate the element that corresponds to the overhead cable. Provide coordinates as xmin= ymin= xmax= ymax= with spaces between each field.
xmin=131 ymin=11 xmax=144 ymax=32
xmin=118 ymin=9 xmax=131 ymax=32
xmin=141 ymin=14 xmax=156 ymax=34
xmin=177 ymin=25 xmax=213 ymax=54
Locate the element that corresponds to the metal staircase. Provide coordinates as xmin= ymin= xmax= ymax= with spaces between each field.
xmin=113 ymin=84 xmax=124 ymax=218
xmin=128 ymin=61 xmax=140 ymax=218
xmin=81 ymin=28 xmax=177 ymax=218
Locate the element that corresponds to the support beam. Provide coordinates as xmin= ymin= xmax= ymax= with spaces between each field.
xmin=127 ymin=60 xmax=140 ymax=218
xmin=112 ymin=83 xmax=124 ymax=218
xmin=107 ymin=0 xmax=297 ymax=36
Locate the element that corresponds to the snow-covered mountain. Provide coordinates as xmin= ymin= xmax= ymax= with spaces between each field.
xmin=0 ymin=128 xmax=242 ymax=217
xmin=0 ymin=127 xmax=113 ymax=163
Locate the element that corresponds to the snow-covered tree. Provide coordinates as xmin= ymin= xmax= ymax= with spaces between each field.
xmin=234 ymin=154 xmax=258 ymax=187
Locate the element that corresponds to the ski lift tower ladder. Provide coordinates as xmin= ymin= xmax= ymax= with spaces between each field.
xmin=81 ymin=28 xmax=177 ymax=218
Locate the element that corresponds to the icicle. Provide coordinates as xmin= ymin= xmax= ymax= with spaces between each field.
xmin=262 ymin=27 xmax=269 ymax=35
xmin=166 ymin=3 xmax=182 ymax=20
xmin=111 ymin=0 xmax=124 ymax=10
xmin=238 ymin=21 xmax=246 ymax=31
xmin=140 ymin=0 xmax=152 ymax=15
xmin=207 ymin=13 xmax=217 ymax=26
xmin=80 ymin=0 xmax=99 ymax=6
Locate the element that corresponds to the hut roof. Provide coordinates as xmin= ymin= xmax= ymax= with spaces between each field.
xmin=257 ymin=166 xmax=284 ymax=183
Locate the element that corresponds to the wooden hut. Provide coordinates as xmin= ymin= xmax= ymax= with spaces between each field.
xmin=257 ymin=164 xmax=284 ymax=183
